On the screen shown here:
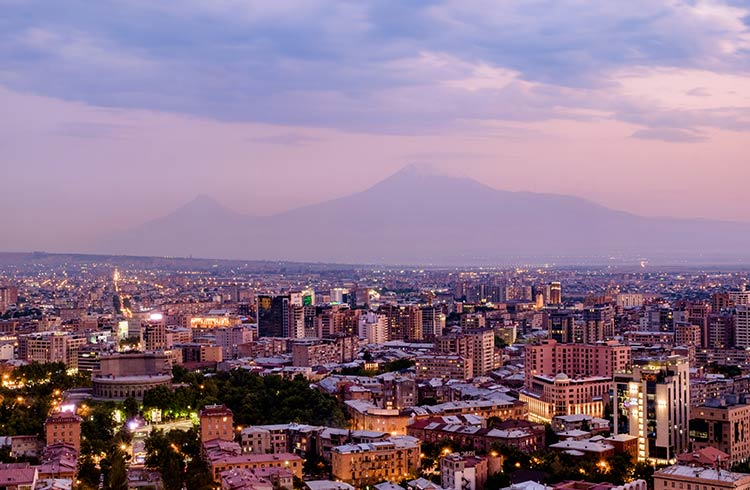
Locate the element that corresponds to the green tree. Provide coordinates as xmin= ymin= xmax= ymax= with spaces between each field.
xmin=104 ymin=447 xmax=129 ymax=490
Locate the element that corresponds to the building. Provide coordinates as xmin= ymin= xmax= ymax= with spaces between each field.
xmin=421 ymin=307 xmax=446 ymax=339
xmin=331 ymin=436 xmax=421 ymax=487
xmin=441 ymin=452 xmax=488 ymax=490
xmin=291 ymin=336 xmax=358 ymax=367
xmin=653 ymin=465 xmax=750 ymax=490
xmin=690 ymin=396 xmax=750 ymax=465
xmin=613 ymin=356 xmax=690 ymax=463
xmin=582 ymin=305 xmax=615 ymax=343
xmin=358 ymin=312 xmax=389 ymax=344
xmin=345 ymin=400 xmax=412 ymax=435
xmin=0 ymin=463 xmax=37 ymax=490
xmin=203 ymin=439 xmax=303 ymax=481
xmin=45 ymin=412 xmax=82 ymax=452
xmin=735 ymin=306 xmax=750 ymax=349
xmin=214 ymin=326 xmax=256 ymax=359
xmin=17 ymin=332 xmax=86 ymax=368
xmin=201 ymin=405 xmax=235 ymax=443
xmin=437 ymin=328 xmax=495 ymax=375
xmin=92 ymin=352 xmax=172 ymax=400
xmin=617 ymin=294 xmax=644 ymax=309
xmin=257 ymin=295 xmax=290 ymax=338
xmin=414 ymin=354 xmax=473 ymax=381
xmin=549 ymin=282 xmax=562 ymax=305
xmin=0 ymin=286 xmax=18 ymax=313
xmin=544 ymin=309 xmax=577 ymax=344
xmin=408 ymin=418 xmax=545 ymax=454
xmin=520 ymin=373 xmax=612 ymax=423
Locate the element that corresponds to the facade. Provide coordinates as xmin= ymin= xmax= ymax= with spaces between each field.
xmin=17 ymin=332 xmax=86 ymax=368
xmin=201 ymin=405 xmax=235 ymax=443
xmin=257 ymin=295 xmax=290 ymax=338
xmin=437 ymin=328 xmax=495 ymax=375
xmin=414 ymin=354 xmax=472 ymax=381
xmin=358 ymin=312 xmax=389 ymax=344
xmin=520 ymin=373 xmax=611 ymax=423
xmin=45 ymin=412 xmax=82 ymax=452
xmin=654 ymin=465 xmax=750 ymax=490
xmin=736 ymin=306 xmax=750 ymax=349
xmin=614 ymin=356 xmax=690 ymax=463
xmin=291 ymin=336 xmax=358 ymax=367
xmin=690 ymin=397 xmax=750 ymax=465
xmin=331 ymin=436 xmax=421 ymax=487
xmin=582 ymin=305 xmax=615 ymax=343
xmin=92 ymin=352 xmax=172 ymax=400
xmin=441 ymin=453 xmax=488 ymax=490
xmin=524 ymin=340 xmax=631 ymax=388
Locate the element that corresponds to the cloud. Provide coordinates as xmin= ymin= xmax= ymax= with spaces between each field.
xmin=246 ymin=133 xmax=322 ymax=147
xmin=630 ymin=128 xmax=708 ymax=142
xmin=0 ymin=0 xmax=749 ymax=136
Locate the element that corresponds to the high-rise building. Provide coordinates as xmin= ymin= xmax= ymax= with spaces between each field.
xmin=421 ymin=306 xmax=446 ymax=339
xmin=706 ymin=313 xmax=734 ymax=349
xmin=614 ymin=356 xmax=690 ymax=463
xmin=524 ymin=339 xmax=631 ymax=388
xmin=582 ymin=305 xmax=615 ymax=343
xmin=544 ymin=308 xmax=577 ymax=343
xmin=0 ymin=286 xmax=18 ymax=313
xmin=735 ymin=306 xmax=750 ymax=349
xmin=690 ymin=395 xmax=750 ymax=465
xmin=358 ymin=311 xmax=388 ymax=344
xmin=256 ymin=294 xmax=289 ymax=338
xmin=437 ymin=328 xmax=495 ymax=375
xmin=549 ymin=281 xmax=562 ymax=305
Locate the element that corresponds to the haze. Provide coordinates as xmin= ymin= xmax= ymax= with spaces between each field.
xmin=2 ymin=1 xmax=750 ymax=254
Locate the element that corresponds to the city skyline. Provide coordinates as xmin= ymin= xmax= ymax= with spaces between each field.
xmin=2 ymin=1 xmax=750 ymax=255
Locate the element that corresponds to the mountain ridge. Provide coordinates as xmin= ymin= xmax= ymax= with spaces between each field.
xmin=97 ymin=167 xmax=750 ymax=265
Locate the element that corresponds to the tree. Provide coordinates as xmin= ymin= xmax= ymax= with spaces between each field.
xmin=123 ymin=397 xmax=139 ymax=419
xmin=104 ymin=447 xmax=129 ymax=490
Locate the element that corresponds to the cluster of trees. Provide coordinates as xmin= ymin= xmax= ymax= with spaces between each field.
xmin=483 ymin=443 xmax=655 ymax=490
xmin=142 ymin=367 xmax=348 ymax=427
xmin=337 ymin=358 xmax=415 ymax=377
xmin=0 ymin=362 xmax=90 ymax=438
xmin=144 ymin=428 xmax=213 ymax=490
xmin=76 ymin=402 xmax=131 ymax=490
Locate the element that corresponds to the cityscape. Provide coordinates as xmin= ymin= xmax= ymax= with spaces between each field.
xmin=0 ymin=254 xmax=749 ymax=490
xmin=2 ymin=1 xmax=750 ymax=490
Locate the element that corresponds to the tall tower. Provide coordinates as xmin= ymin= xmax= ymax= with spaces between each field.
xmin=613 ymin=356 xmax=690 ymax=464
xmin=549 ymin=282 xmax=562 ymax=305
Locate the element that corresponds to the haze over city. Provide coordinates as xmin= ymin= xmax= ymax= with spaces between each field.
xmin=2 ymin=1 xmax=750 ymax=259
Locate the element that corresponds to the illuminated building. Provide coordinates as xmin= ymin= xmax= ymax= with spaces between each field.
xmin=421 ymin=306 xmax=446 ymax=339
xmin=735 ymin=306 xmax=750 ymax=349
xmin=256 ymin=294 xmax=290 ymax=338
xmin=690 ymin=396 xmax=750 ymax=465
xmin=436 ymin=328 xmax=495 ymax=375
xmin=543 ymin=308 xmax=577 ymax=343
xmin=17 ymin=331 xmax=87 ymax=368
xmin=654 ymin=465 xmax=750 ymax=490
xmin=520 ymin=373 xmax=611 ymax=423
xmin=549 ymin=281 xmax=562 ymax=305
xmin=358 ymin=312 xmax=389 ymax=344
xmin=200 ymin=404 xmax=235 ymax=443
xmin=45 ymin=412 xmax=82 ymax=452
xmin=582 ymin=305 xmax=615 ymax=343
xmin=331 ymin=436 xmax=421 ymax=487
xmin=524 ymin=339 xmax=631 ymax=388
xmin=92 ymin=352 xmax=172 ymax=400
xmin=613 ymin=356 xmax=690 ymax=463
xmin=414 ymin=354 xmax=472 ymax=380
xmin=441 ymin=452 xmax=488 ymax=490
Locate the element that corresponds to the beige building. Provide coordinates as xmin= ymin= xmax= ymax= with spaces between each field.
xmin=654 ymin=465 xmax=750 ymax=490
xmin=414 ymin=354 xmax=473 ymax=380
xmin=45 ymin=412 xmax=82 ymax=452
xmin=331 ymin=436 xmax=420 ymax=486
xmin=520 ymin=373 xmax=611 ymax=423
xmin=437 ymin=328 xmax=495 ymax=375
xmin=691 ymin=398 xmax=750 ymax=465
xmin=201 ymin=404 xmax=235 ymax=443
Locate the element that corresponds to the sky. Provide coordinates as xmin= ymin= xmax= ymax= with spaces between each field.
xmin=1 ymin=0 xmax=750 ymax=253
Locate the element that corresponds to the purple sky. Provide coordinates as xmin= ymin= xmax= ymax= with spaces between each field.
xmin=1 ymin=0 xmax=750 ymax=253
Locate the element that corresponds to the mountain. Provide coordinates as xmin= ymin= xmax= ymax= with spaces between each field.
xmin=98 ymin=166 xmax=750 ymax=265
